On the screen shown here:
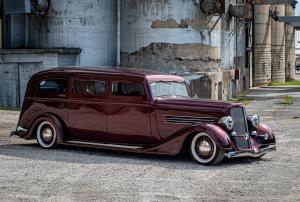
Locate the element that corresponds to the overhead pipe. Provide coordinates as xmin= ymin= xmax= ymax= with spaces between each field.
xmin=247 ymin=0 xmax=297 ymax=8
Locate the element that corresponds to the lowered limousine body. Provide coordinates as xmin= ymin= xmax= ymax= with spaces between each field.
xmin=11 ymin=67 xmax=276 ymax=165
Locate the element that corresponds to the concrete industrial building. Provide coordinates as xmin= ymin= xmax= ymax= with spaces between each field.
xmin=0 ymin=0 xmax=298 ymax=108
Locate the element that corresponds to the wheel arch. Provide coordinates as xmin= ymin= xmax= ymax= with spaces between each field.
xmin=24 ymin=112 xmax=66 ymax=144
xmin=180 ymin=124 xmax=231 ymax=154
xmin=144 ymin=124 xmax=231 ymax=156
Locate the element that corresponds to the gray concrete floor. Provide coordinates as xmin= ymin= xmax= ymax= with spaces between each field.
xmin=0 ymin=82 xmax=300 ymax=201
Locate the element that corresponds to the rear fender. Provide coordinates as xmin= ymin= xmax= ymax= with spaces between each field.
xmin=144 ymin=124 xmax=231 ymax=156
xmin=23 ymin=113 xmax=64 ymax=144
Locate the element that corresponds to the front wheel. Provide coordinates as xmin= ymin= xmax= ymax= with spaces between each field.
xmin=189 ymin=133 xmax=224 ymax=165
xmin=36 ymin=121 xmax=58 ymax=149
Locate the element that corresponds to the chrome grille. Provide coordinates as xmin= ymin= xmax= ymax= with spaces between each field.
xmin=230 ymin=107 xmax=250 ymax=149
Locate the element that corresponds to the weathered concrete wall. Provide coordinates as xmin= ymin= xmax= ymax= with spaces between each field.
xmin=120 ymin=0 xmax=243 ymax=100
xmin=253 ymin=5 xmax=272 ymax=86
xmin=0 ymin=49 xmax=79 ymax=69
xmin=220 ymin=3 xmax=235 ymax=70
xmin=285 ymin=5 xmax=296 ymax=81
xmin=0 ymin=49 xmax=79 ymax=108
xmin=0 ymin=62 xmax=42 ymax=109
xmin=121 ymin=43 xmax=221 ymax=74
xmin=120 ymin=0 xmax=222 ymax=74
xmin=0 ymin=63 xmax=19 ymax=108
xmin=28 ymin=0 xmax=118 ymax=66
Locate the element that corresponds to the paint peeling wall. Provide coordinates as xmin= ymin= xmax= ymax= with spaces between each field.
xmin=120 ymin=0 xmax=222 ymax=74
xmin=28 ymin=0 xmax=118 ymax=66
xmin=121 ymin=0 xmax=245 ymax=100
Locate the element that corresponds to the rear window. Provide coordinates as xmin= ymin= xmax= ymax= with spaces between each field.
xmin=72 ymin=80 xmax=106 ymax=97
xmin=112 ymin=82 xmax=145 ymax=96
xmin=38 ymin=79 xmax=68 ymax=96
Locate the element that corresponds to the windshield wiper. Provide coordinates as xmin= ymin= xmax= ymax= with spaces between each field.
xmin=175 ymin=95 xmax=189 ymax=98
xmin=156 ymin=81 xmax=172 ymax=85
xmin=157 ymin=94 xmax=174 ymax=97
xmin=156 ymin=94 xmax=189 ymax=98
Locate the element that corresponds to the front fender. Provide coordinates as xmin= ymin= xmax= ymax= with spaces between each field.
xmin=143 ymin=123 xmax=231 ymax=156
xmin=255 ymin=122 xmax=276 ymax=144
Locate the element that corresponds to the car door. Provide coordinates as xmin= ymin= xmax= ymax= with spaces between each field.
xmin=106 ymin=79 xmax=155 ymax=145
xmin=67 ymin=77 xmax=107 ymax=142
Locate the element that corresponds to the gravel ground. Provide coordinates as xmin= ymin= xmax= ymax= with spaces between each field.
xmin=0 ymin=84 xmax=300 ymax=201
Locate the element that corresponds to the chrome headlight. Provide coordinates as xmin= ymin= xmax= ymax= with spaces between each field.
xmin=219 ymin=116 xmax=234 ymax=130
xmin=250 ymin=115 xmax=260 ymax=128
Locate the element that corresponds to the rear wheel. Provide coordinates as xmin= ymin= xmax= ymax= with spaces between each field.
xmin=36 ymin=121 xmax=57 ymax=148
xmin=189 ymin=133 xmax=224 ymax=165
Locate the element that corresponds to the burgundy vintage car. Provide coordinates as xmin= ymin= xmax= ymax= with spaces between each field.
xmin=11 ymin=67 xmax=276 ymax=165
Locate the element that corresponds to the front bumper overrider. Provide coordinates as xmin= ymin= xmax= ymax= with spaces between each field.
xmin=225 ymin=144 xmax=276 ymax=159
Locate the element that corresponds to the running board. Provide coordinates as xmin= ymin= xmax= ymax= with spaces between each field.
xmin=66 ymin=140 xmax=143 ymax=150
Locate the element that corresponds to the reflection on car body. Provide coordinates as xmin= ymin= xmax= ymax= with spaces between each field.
xmin=11 ymin=67 xmax=276 ymax=165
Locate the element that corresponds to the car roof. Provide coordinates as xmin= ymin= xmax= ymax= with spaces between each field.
xmin=34 ymin=66 xmax=185 ymax=82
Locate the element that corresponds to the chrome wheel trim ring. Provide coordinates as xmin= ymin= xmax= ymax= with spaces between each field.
xmin=191 ymin=133 xmax=217 ymax=164
xmin=37 ymin=121 xmax=56 ymax=148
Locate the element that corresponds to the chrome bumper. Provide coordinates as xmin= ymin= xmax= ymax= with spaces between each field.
xmin=225 ymin=145 xmax=276 ymax=159
xmin=10 ymin=126 xmax=28 ymax=137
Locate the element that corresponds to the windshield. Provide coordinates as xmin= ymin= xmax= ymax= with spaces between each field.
xmin=150 ymin=81 xmax=189 ymax=98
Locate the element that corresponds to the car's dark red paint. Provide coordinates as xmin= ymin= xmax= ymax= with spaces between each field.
xmin=11 ymin=67 xmax=276 ymax=165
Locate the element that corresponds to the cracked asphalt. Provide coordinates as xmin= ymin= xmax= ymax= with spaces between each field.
xmin=0 ymin=77 xmax=300 ymax=201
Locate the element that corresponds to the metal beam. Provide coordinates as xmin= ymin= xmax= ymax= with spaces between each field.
xmin=277 ymin=16 xmax=300 ymax=22
xmin=248 ymin=0 xmax=297 ymax=7
xmin=269 ymin=9 xmax=300 ymax=29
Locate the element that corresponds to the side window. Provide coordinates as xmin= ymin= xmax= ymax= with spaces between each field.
xmin=72 ymin=80 xmax=106 ymax=97
xmin=38 ymin=79 xmax=67 ymax=97
xmin=112 ymin=82 xmax=145 ymax=96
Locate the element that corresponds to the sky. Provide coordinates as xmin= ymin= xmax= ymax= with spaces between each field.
xmin=297 ymin=4 xmax=300 ymax=16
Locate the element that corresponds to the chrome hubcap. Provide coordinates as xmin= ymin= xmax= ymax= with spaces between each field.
xmin=42 ymin=128 xmax=53 ymax=142
xmin=198 ymin=140 xmax=212 ymax=156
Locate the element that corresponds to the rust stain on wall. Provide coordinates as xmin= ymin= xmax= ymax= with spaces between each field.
xmin=151 ymin=18 xmax=183 ymax=28
xmin=151 ymin=18 xmax=221 ymax=30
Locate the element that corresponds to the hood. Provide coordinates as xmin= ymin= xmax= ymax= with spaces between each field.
xmin=154 ymin=97 xmax=241 ymax=114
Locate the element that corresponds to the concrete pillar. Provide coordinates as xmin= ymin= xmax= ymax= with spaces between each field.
xmin=285 ymin=5 xmax=296 ymax=81
xmin=271 ymin=5 xmax=285 ymax=83
xmin=253 ymin=5 xmax=272 ymax=86
xmin=28 ymin=0 xmax=118 ymax=66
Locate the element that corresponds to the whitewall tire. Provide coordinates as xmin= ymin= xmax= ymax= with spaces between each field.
xmin=189 ymin=133 xmax=224 ymax=165
xmin=36 ymin=121 xmax=57 ymax=149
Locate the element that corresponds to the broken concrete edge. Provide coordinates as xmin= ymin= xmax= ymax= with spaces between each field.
xmin=0 ymin=48 xmax=82 ymax=54
xmin=124 ymin=43 xmax=221 ymax=61
xmin=151 ymin=18 xmax=221 ymax=30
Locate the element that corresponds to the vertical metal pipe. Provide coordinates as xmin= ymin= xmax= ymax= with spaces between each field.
xmin=117 ymin=0 xmax=121 ymax=66
xmin=251 ymin=4 xmax=255 ymax=87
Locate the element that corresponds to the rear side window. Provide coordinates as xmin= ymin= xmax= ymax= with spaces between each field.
xmin=72 ymin=80 xmax=106 ymax=97
xmin=112 ymin=82 xmax=145 ymax=96
xmin=38 ymin=79 xmax=67 ymax=96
